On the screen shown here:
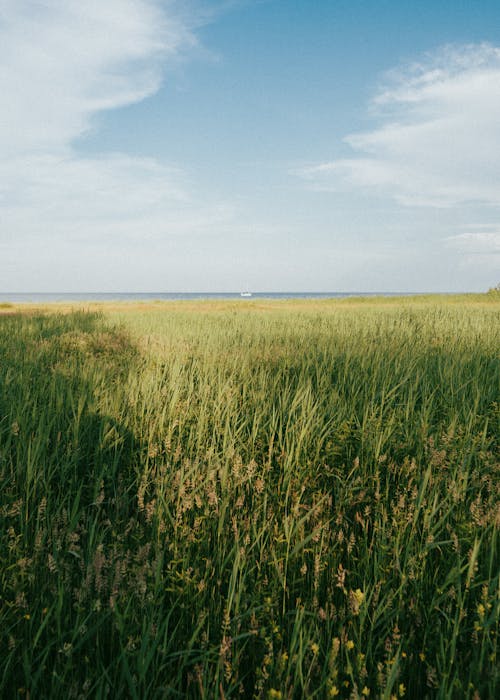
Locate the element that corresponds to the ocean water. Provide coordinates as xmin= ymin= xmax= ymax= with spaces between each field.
xmin=0 ymin=292 xmax=422 ymax=303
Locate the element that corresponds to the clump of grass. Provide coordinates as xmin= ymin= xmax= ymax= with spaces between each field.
xmin=1 ymin=298 xmax=499 ymax=698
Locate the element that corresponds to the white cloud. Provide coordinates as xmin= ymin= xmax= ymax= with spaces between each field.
xmin=0 ymin=0 xmax=195 ymax=155
xmin=446 ymin=231 xmax=500 ymax=255
xmin=300 ymin=43 xmax=500 ymax=208
xmin=0 ymin=0 xmax=238 ymax=285
xmin=444 ymin=229 xmax=500 ymax=278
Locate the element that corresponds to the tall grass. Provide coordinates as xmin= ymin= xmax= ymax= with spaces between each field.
xmin=1 ymin=297 xmax=499 ymax=698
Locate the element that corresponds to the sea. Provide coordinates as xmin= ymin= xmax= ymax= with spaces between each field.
xmin=0 ymin=292 xmax=424 ymax=303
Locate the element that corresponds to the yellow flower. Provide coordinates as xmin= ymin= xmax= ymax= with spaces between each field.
xmin=310 ymin=642 xmax=319 ymax=655
xmin=477 ymin=603 xmax=486 ymax=619
xmin=329 ymin=686 xmax=340 ymax=697
xmin=346 ymin=640 xmax=355 ymax=650
xmin=401 ymin=651 xmax=407 ymax=658
xmin=268 ymin=690 xmax=282 ymax=699
xmin=23 ymin=614 xmax=30 ymax=620
xmin=354 ymin=588 xmax=365 ymax=605
xmin=361 ymin=686 xmax=370 ymax=696
xmin=419 ymin=652 xmax=425 ymax=661
xmin=399 ymin=683 xmax=406 ymax=697
xmin=349 ymin=588 xmax=365 ymax=615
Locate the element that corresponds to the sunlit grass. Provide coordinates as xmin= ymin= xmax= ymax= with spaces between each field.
xmin=1 ymin=296 xmax=499 ymax=698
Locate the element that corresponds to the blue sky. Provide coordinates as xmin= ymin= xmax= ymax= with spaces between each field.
xmin=1 ymin=0 xmax=500 ymax=292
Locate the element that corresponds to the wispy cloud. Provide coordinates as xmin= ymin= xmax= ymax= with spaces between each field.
xmin=446 ymin=230 xmax=500 ymax=255
xmin=0 ymin=0 xmax=234 ymax=281
xmin=299 ymin=43 xmax=500 ymax=208
xmin=444 ymin=228 xmax=500 ymax=278
xmin=0 ymin=0 xmax=197 ymax=154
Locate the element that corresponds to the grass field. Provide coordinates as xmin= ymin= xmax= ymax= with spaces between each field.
xmin=1 ymin=295 xmax=499 ymax=698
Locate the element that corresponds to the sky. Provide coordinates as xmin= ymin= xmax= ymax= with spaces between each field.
xmin=1 ymin=0 xmax=500 ymax=293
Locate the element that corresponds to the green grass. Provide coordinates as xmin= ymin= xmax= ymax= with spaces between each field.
xmin=1 ymin=296 xmax=499 ymax=698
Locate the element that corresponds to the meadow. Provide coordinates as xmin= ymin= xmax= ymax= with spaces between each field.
xmin=1 ymin=295 xmax=499 ymax=699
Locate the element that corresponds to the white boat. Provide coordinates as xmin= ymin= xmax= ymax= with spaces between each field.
xmin=240 ymin=292 xmax=252 ymax=297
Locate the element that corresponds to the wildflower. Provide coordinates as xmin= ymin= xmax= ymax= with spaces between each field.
xmin=268 ymin=690 xmax=282 ymax=699
xmin=346 ymin=640 xmax=355 ymax=650
xmin=399 ymin=683 xmax=406 ymax=697
xmin=361 ymin=687 xmax=370 ymax=696
xmin=419 ymin=652 xmax=425 ymax=661
xmin=349 ymin=588 xmax=365 ymax=615
xmin=477 ymin=603 xmax=486 ymax=619
xmin=353 ymin=588 xmax=365 ymax=605
xmin=23 ymin=614 xmax=30 ymax=621
xmin=329 ymin=686 xmax=340 ymax=697
xmin=311 ymin=642 xmax=320 ymax=655
xmin=401 ymin=651 xmax=407 ymax=658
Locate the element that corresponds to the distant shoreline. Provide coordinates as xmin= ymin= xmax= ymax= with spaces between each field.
xmin=0 ymin=291 xmax=470 ymax=303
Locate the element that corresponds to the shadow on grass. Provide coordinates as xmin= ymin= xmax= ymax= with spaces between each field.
xmin=0 ymin=311 xmax=148 ymax=697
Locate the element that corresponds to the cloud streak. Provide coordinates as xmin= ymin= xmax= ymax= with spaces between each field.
xmin=446 ymin=230 xmax=500 ymax=255
xmin=0 ymin=0 xmax=233 ymax=282
xmin=300 ymin=43 xmax=500 ymax=208
xmin=0 ymin=0 xmax=196 ymax=154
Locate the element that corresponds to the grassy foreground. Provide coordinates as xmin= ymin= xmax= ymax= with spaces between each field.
xmin=1 ymin=296 xmax=499 ymax=699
